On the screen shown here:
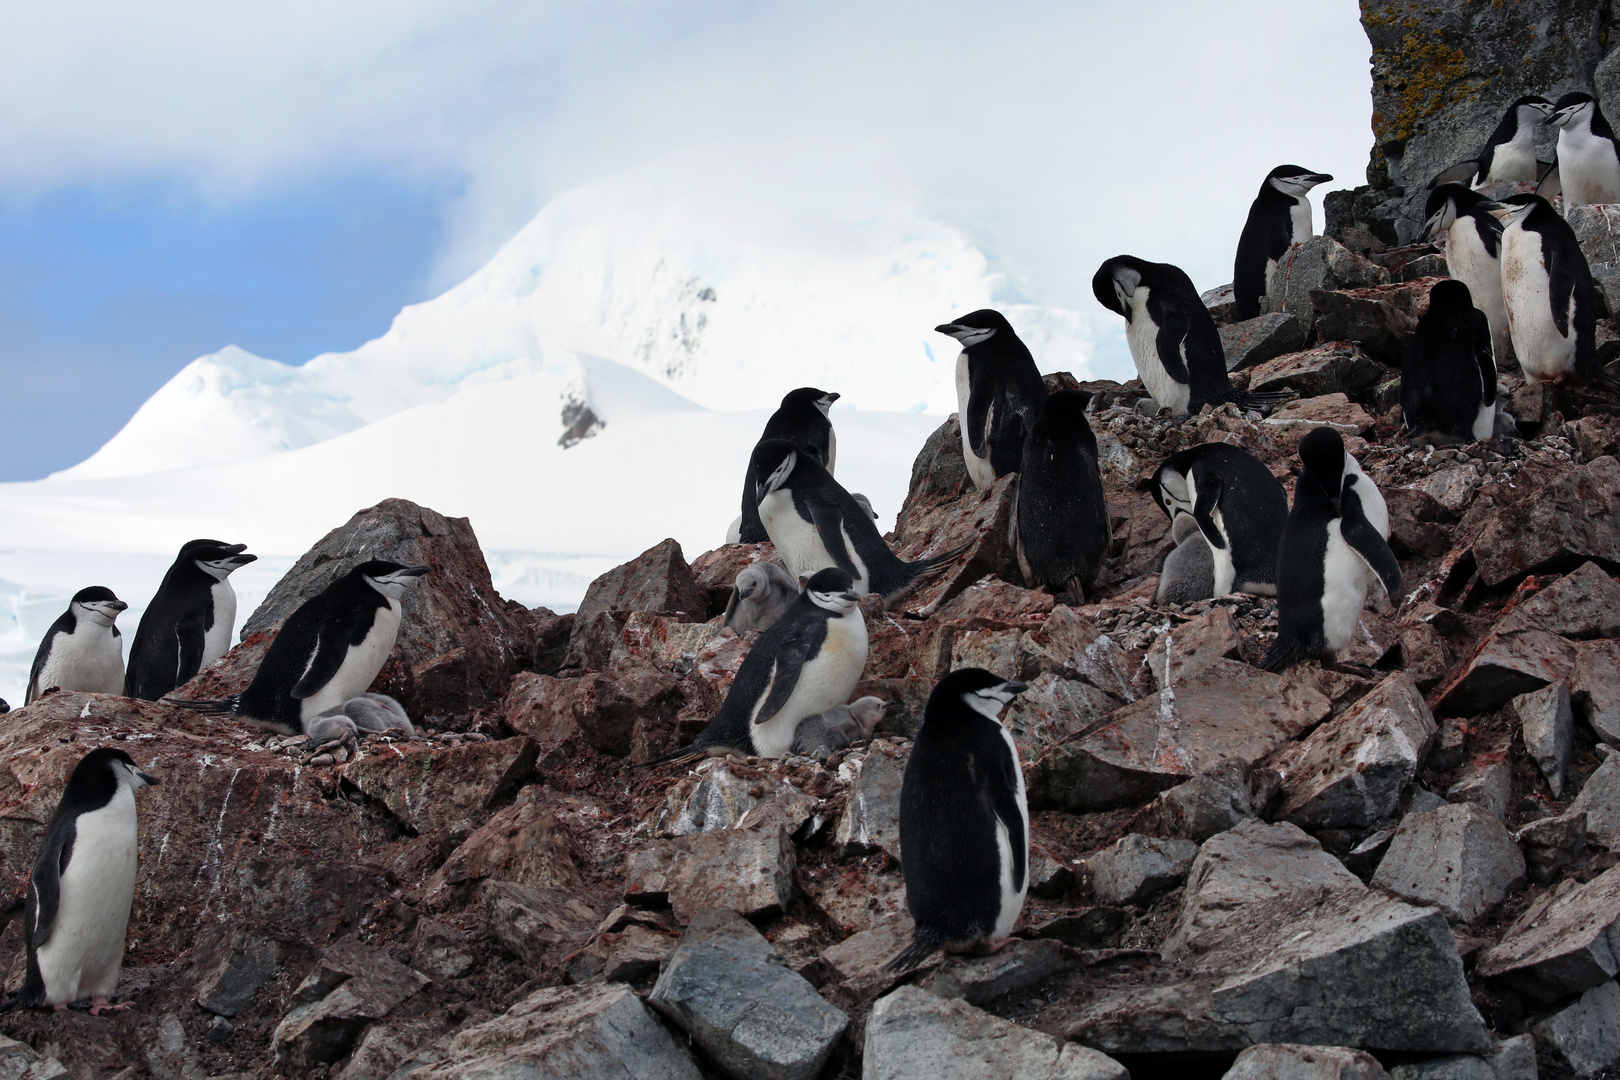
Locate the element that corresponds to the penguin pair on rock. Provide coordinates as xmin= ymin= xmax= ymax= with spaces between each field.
xmin=1151 ymin=443 xmax=1289 ymax=604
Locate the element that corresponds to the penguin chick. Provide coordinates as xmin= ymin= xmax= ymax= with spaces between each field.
xmin=1401 ymin=280 xmax=1499 ymax=446
xmin=27 ymin=588 xmax=128 ymax=705
xmin=1013 ymin=390 xmax=1110 ymax=600
xmin=1233 ymin=165 xmax=1334 ymax=320
xmin=753 ymin=440 xmax=966 ymax=598
xmin=19 ymin=747 xmax=158 ymax=1013
xmin=1497 ymin=194 xmax=1620 ymax=390
xmin=1548 ymin=92 xmax=1620 ymax=207
xmin=888 ymin=669 xmax=1029 ymax=972
xmin=305 ymin=693 xmax=415 ymax=758
xmin=936 ymin=310 xmax=1048 ymax=490
xmin=736 ymin=387 xmax=840 ymax=543
xmin=851 ymin=493 xmax=879 ymax=522
xmin=1421 ymin=183 xmax=1509 ymax=360
xmin=791 ymin=696 xmax=890 ymax=757
xmin=723 ymin=562 xmax=800 ymax=634
xmin=1093 ymin=256 xmax=1293 ymax=414
xmin=125 ymin=539 xmax=257 ymax=701
xmin=649 ymin=567 xmax=868 ymax=763
xmin=1427 ymin=95 xmax=1554 ymax=189
xmin=1155 ymin=533 xmax=1216 ymax=606
xmin=1261 ymin=428 xmax=1401 ymax=671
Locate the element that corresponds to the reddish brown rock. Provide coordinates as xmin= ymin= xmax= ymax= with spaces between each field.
xmin=1249 ymin=343 xmax=1386 ymax=398
xmin=1263 ymin=393 xmax=1376 ymax=437
xmin=1477 ymin=863 xmax=1620 ymax=1002
xmin=419 ymin=788 xmax=587 ymax=910
xmin=1144 ymin=608 xmax=1241 ymax=690
xmin=1574 ymin=641 xmax=1620 ymax=745
xmin=1001 ymin=674 xmax=1120 ymax=765
xmin=890 ymin=475 xmax=1019 ymax=617
xmin=498 ymin=673 xmax=582 ymax=762
xmin=622 ymin=825 xmax=796 ymax=924
xmin=565 ymin=539 xmax=708 ymax=667
xmin=480 ymin=879 xmax=599 ymax=968
xmin=509 ymin=660 xmax=684 ymax=762
xmin=1310 ymin=276 xmax=1443 ymax=362
xmin=340 ymin=737 xmax=536 ymax=839
xmin=1496 ymin=561 xmax=1620 ymax=640
xmin=1432 ymin=628 xmax=1582 ymax=717
xmin=1473 ymin=457 xmax=1620 ymax=587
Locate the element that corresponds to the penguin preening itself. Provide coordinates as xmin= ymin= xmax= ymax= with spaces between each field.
xmin=887 ymin=669 xmax=1029 ymax=972
xmin=753 ymin=440 xmax=964 ymax=598
xmin=723 ymin=561 xmax=799 ymax=634
xmin=936 ymin=310 xmax=1048 ymax=491
xmin=1547 ymin=93 xmax=1620 ymax=207
xmin=1497 ymin=194 xmax=1620 ymax=390
xmin=26 ymin=588 xmax=128 ymax=705
xmin=1422 ymin=184 xmax=1510 ymax=360
xmin=650 ymin=567 xmax=868 ymax=763
xmin=124 ymin=539 xmax=257 ymax=701
xmin=1012 ymin=390 xmax=1111 ymax=600
xmin=1093 ymin=256 xmax=1294 ymax=415
xmin=1261 ymin=428 xmax=1402 ymax=672
xmin=17 ymin=748 xmax=158 ymax=1013
xmin=1401 ymin=280 xmax=1501 ymax=446
xmin=733 ymin=388 xmax=840 ymax=544
xmin=1151 ymin=443 xmax=1289 ymax=600
xmin=1427 ymin=95 xmax=1554 ymax=189
xmin=1232 ymin=165 xmax=1334 ymax=321
xmin=172 ymin=560 xmax=428 ymax=751
xmin=791 ymin=696 xmax=890 ymax=758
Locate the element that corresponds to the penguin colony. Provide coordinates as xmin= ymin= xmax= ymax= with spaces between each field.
xmin=5 ymin=85 xmax=1620 ymax=1016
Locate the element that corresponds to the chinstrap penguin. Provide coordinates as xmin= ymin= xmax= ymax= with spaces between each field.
xmin=1261 ymin=428 xmax=1402 ymax=671
xmin=791 ymin=696 xmax=890 ymax=758
xmin=1547 ymin=93 xmax=1620 ymax=207
xmin=936 ymin=310 xmax=1048 ymax=491
xmin=1012 ymin=390 xmax=1111 ymax=600
xmin=734 ymin=387 xmax=840 ymax=544
xmin=888 ymin=669 xmax=1029 ymax=972
xmin=1496 ymin=194 xmax=1620 ymax=390
xmin=172 ymin=560 xmax=429 ymax=753
xmin=753 ymin=440 xmax=964 ymax=598
xmin=16 ymin=747 xmax=158 ymax=1013
xmin=723 ymin=562 xmax=800 ymax=634
xmin=1232 ymin=165 xmax=1334 ymax=320
xmin=1093 ymin=256 xmax=1293 ymax=415
xmin=1427 ymin=95 xmax=1554 ymax=189
xmin=649 ymin=567 xmax=868 ymax=763
xmin=1151 ymin=443 xmax=1289 ymax=599
xmin=1401 ymin=280 xmax=1501 ymax=446
xmin=26 ymin=588 xmax=128 ymax=705
xmin=124 ymin=539 xmax=257 ymax=701
xmin=1422 ymin=183 xmax=1510 ymax=359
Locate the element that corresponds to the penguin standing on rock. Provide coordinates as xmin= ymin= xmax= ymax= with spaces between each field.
xmin=732 ymin=388 xmax=840 ymax=544
xmin=1401 ymin=280 xmax=1501 ymax=446
xmin=1261 ymin=428 xmax=1402 ymax=671
xmin=125 ymin=539 xmax=257 ymax=701
xmin=888 ymin=669 xmax=1029 ymax=972
xmin=1421 ymin=184 xmax=1509 ymax=360
xmin=1151 ymin=443 xmax=1289 ymax=599
xmin=1093 ymin=256 xmax=1294 ymax=415
xmin=26 ymin=588 xmax=128 ymax=704
xmin=1013 ymin=390 xmax=1111 ymax=600
xmin=16 ymin=748 xmax=158 ymax=1013
xmin=753 ymin=440 xmax=965 ymax=598
xmin=935 ymin=310 xmax=1048 ymax=491
xmin=172 ymin=560 xmax=428 ymax=754
xmin=1497 ymin=194 xmax=1620 ymax=389
xmin=650 ymin=567 xmax=868 ymax=763
xmin=1427 ymin=96 xmax=1554 ymax=189
xmin=1547 ymin=93 xmax=1620 ymax=207
xmin=1233 ymin=165 xmax=1334 ymax=320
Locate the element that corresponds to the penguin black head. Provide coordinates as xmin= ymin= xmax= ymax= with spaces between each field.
xmin=1426 ymin=278 xmax=1475 ymax=317
xmin=934 ymin=309 xmax=1012 ymax=349
xmin=353 ymin=560 xmax=430 ymax=600
xmin=780 ymin=386 xmax=840 ymax=417
xmin=932 ymin=667 xmax=1029 ymax=723
xmin=181 ymin=539 xmax=258 ymax=580
xmin=1420 ymin=183 xmax=1500 ymax=240
xmin=1092 ymin=255 xmax=1152 ymax=318
xmin=70 ymin=586 xmax=128 ymax=627
xmin=1264 ymin=165 xmax=1334 ymax=197
xmin=1549 ymin=92 xmax=1600 ymax=131
xmin=1037 ymin=389 xmax=1095 ymax=429
xmin=1297 ymin=427 xmax=1347 ymax=502
xmin=803 ymin=567 xmax=859 ymax=613
xmin=67 ymin=747 xmax=160 ymax=805
xmin=752 ymin=438 xmax=800 ymax=505
xmin=1493 ymin=192 xmax=1550 ymax=227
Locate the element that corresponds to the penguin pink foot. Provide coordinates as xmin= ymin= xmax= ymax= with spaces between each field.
xmin=89 ymin=997 xmax=131 ymax=1015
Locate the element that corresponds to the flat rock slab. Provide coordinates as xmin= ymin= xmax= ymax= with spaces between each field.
xmin=410 ymin=983 xmax=702 ymax=1080
xmin=1249 ymin=342 xmax=1386 ymax=398
xmin=1224 ymin=1043 xmax=1391 ymax=1079
xmin=273 ymin=941 xmax=430 ymax=1070
xmin=1310 ymin=277 xmax=1442 ymax=363
xmin=1532 ymin=979 xmax=1620 ymax=1077
xmin=915 ymin=939 xmax=1071 ymax=1005
xmin=1030 ymin=660 xmax=1328 ymax=812
xmin=1496 ymin=562 xmax=1620 ymax=640
xmin=342 ymin=737 xmax=536 ymax=837
xmin=1569 ymin=757 xmax=1620 ymax=849
xmin=1261 ymin=236 xmax=1388 ymax=324
xmin=1574 ymin=641 xmax=1620 ymax=745
xmin=865 ymin=986 xmax=1128 ymax=1080
xmin=1001 ymin=673 xmax=1122 ymax=768
xmin=1145 ymin=608 xmax=1241 ymax=690
xmin=1370 ymin=803 xmax=1526 ymax=924
xmin=1433 ymin=628 xmax=1581 ymax=717
xmin=1264 ymin=393 xmax=1376 ymax=436
xmin=481 ymin=879 xmax=600 ymax=968
xmin=1130 ymin=758 xmax=1256 ymax=841
xmin=1089 ymin=833 xmax=1199 ymax=906
xmin=650 ymin=908 xmax=848 ymax=1080
xmin=1476 ymin=862 xmax=1620 ymax=1002
xmin=1164 ymin=819 xmax=1363 ymax=957
xmin=1515 ymin=682 xmax=1574 ymax=797
xmin=822 ymin=917 xmax=917 ymax=998
xmin=1220 ymin=313 xmax=1307 ymax=371
xmin=836 ymin=742 xmax=907 ymax=860
xmin=1069 ymin=887 xmax=1489 ymax=1055
xmin=1269 ymin=673 xmax=1437 ymax=830
xmin=1473 ymin=457 xmax=1620 ymax=588
xmin=891 ymin=471 xmax=1019 ymax=617
xmin=623 ymin=825 xmax=796 ymax=924
xmin=651 ymin=759 xmax=817 ymax=838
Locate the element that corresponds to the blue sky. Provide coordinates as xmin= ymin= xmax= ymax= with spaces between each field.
xmin=0 ymin=1 xmax=1371 ymax=481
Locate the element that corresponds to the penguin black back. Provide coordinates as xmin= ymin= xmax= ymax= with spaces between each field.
xmin=736 ymin=388 xmax=839 ymax=544
xmin=936 ymin=309 xmax=1048 ymax=488
xmin=1014 ymin=390 xmax=1110 ymax=600
xmin=1401 ymin=280 xmax=1498 ymax=446
xmin=1233 ymin=165 xmax=1333 ymax=321
xmin=125 ymin=539 xmax=257 ymax=701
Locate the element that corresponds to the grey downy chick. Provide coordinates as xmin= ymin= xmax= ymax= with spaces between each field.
xmin=792 ymin=696 xmax=891 ymax=758
xmin=723 ymin=562 xmax=800 ymax=634
xmin=305 ymin=692 xmax=414 ymax=757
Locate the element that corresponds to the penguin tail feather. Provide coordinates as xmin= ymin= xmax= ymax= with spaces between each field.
xmin=1234 ymin=388 xmax=1296 ymax=412
xmin=883 ymin=929 xmax=946 ymax=973
xmin=165 ymin=695 xmax=239 ymax=715
xmin=1258 ymin=637 xmax=1312 ymax=673
xmin=909 ymin=541 xmax=973 ymax=575
xmin=0 ymin=993 xmax=19 ymax=1013
xmin=636 ymin=744 xmax=705 ymax=770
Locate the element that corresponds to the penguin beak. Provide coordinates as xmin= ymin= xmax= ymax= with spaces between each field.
xmin=399 ymin=565 xmax=430 ymax=578
xmin=136 ymin=769 xmax=160 ymax=786
xmin=1306 ymin=173 xmax=1334 ymax=185
xmin=839 ymin=591 xmax=859 ymax=604
xmin=1003 ymin=682 xmax=1030 ymax=695
xmin=823 ymin=392 xmax=841 ymax=403
xmin=108 ymin=600 xmax=129 ymax=613
xmin=228 ymin=553 xmax=258 ymax=568
xmin=935 ymin=322 xmax=967 ymax=336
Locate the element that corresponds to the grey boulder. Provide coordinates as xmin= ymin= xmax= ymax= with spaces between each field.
xmin=1371 ymin=803 xmax=1526 ymax=923
xmin=1088 ymin=833 xmax=1199 ymax=906
xmin=1224 ymin=1043 xmax=1391 ymax=1079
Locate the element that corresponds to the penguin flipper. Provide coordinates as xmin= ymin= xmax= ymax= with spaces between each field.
xmin=984 ymin=736 xmax=1028 ymax=894
xmin=175 ymin=612 xmax=208 ymax=691
xmin=752 ymin=623 xmax=825 ymax=727
xmin=1190 ymin=474 xmax=1226 ymax=553
xmin=964 ymin=362 xmax=994 ymax=459
xmin=1151 ymin=319 xmax=1192 ymax=385
xmin=1427 ymin=160 xmax=1480 ymax=190
xmin=290 ymin=607 xmax=373 ymax=699
xmin=804 ymin=496 xmax=862 ymax=581
xmin=1341 ymin=476 xmax=1403 ymax=600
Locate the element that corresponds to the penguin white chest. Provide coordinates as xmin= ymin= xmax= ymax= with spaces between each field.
xmin=1501 ymin=229 xmax=1576 ymax=383
xmin=1558 ymin=129 xmax=1620 ymax=205
xmin=750 ymin=614 xmax=868 ymax=759
xmin=1446 ymin=220 xmax=1508 ymax=355
xmin=758 ymin=490 xmax=836 ymax=582
xmin=956 ymin=350 xmax=996 ymax=491
xmin=37 ymin=627 xmax=124 ymax=698
xmin=1485 ymin=135 xmax=1538 ymax=183
xmin=1320 ymin=520 xmax=1370 ymax=655
xmin=36 ymin=788 xmax=139 ymax=1003
xmin=297 ymin=599 xmax=402 ymax=723
xmin=1125 ymin=287 xmax=1192 ymax=414
xmin=992 ymin=722 xmax=1029 ymax=941
xmin=1288 ymin=196 xmax=1314 ymax=243
xmin=201 ymin=580 xmax=238 ymax=670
